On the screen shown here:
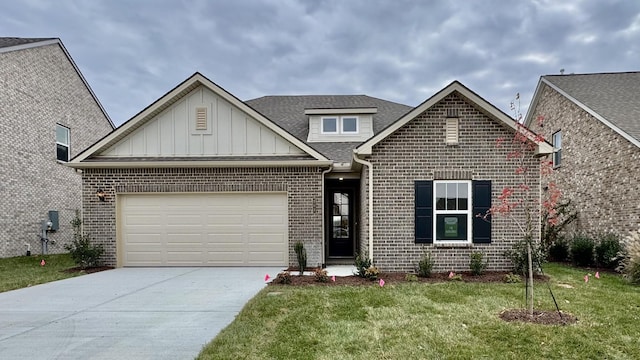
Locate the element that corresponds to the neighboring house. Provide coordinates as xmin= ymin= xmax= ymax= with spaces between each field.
xmin=69 ymin=72 xmax=551 ymax=272
xmin=0 ymin=37 xmax=114 ymax=258
xmin=525 ymin=71 xmax=640 ymax=239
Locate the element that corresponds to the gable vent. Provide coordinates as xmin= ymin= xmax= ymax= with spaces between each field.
xmin=446 ymin=108 xmax=459 ymax=118
xmin=445 ymin=118 xmax=459 ymax=145
xmin=195 ymin=107 xmax=208 ymax=130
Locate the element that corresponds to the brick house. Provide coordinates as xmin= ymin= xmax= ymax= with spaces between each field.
xmin=69 ymin=73 xmax=551 ymax=272
xmin=0 ymin=38 xmax=114 ymax=258
xmin=525 ymin=72 xmax=640 ymax=238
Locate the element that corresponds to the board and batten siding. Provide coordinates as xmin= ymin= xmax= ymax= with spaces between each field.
xmin=307 ymin=114 xmax=374 ymax=142
xmin=101 ymin=86 xmax=305 ymax=157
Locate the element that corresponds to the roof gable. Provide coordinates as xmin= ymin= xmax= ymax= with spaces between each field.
xmin=69 ymin=73 xmax=330 ymax=167
xmin=356 ymin=81 xmax=553 ymax=156
xmin=525 ymin=72 xmax=640 ymax=148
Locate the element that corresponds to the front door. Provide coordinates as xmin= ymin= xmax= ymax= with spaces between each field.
xmin=328 ymin=188 xmax=355 ymax=257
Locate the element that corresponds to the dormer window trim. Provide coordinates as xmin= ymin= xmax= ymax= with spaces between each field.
xmin=321 ymin=116 xmax=359 ymax=135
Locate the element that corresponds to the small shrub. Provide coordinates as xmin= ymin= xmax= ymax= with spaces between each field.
xmin=273 ymin=271 xmax=292 ymax=284
xmin=294 ymin=241 xmax=307 ymax=275
xmin=416 ymin=250 xmax=434 ymax=278
xmin=504 ymin=273 xmax=522 ymax=283
xmin=364 ymin=265 xmax=380 ymax=280
xmin=595 ymin=233 xmax=623 ymax=269
xmin=469 ymin=252 xmax=487 ymax=276
xmin=570 ymin=234 xmax=595 ymax=267
xmin=548 ymin=238 xmax=570 ymax=262
xmin=314 ymin=268 xmax=329 ymax=283
xmin=65 ymin=210 xmax=104 ymax=269
xmin=405 ymin=274 xmax=418 ymax=282
xmin=354 ymin=254 xmax=372 ymax=278
xmin=504 ymin=239 xmax=546 ymax=276
xmin=449 ymin=274 xmax=463 ymax=281
xmin=617 ymin=229 xmax=640 ymax=285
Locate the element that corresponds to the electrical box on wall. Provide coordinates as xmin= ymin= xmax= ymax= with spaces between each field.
xmin=48 ymin=210 xmax=59 ymax=231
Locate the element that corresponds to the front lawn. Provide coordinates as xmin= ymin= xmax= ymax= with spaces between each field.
xmin=0 ymin=253 xmax=84 ymax=292
xmin=198 ymin=263 xmax=640 ymax=359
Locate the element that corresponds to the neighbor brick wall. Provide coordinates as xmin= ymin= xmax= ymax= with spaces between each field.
xmin=529 ymin=84 xmax=640 ymax=238
xmin=81 ymin=167 xmax=324 ymax=267
xmin=365 ymin=93 xmax=541 ymax=272
xmin=0 ymin=43 xmax=112 ymax=257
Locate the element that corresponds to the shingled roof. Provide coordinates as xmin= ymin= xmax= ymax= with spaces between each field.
xmin=245 ymin=95 xmax=412 ymax=162
xmin=541 ymin=72 xmax=640 ymax=145
xmin=0 ymin=37 xmax=56 ymax=49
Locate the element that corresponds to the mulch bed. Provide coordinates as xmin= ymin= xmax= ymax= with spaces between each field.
xmin=62 ymin=266 xmax=114 ymax=274
xmin=499 ymin=308 xmax=578 ymax=325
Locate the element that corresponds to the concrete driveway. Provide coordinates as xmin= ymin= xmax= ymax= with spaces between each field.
xmin=0 ymin=267 xmax=282 ymax=360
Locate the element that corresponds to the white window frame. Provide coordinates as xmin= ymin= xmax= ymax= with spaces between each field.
xmin=433 ymin=180 xmax=472 ymax=244
xmin=56 ymin=124 xmax=70 ymax=162
xmin=552 ymin=131 xmax=562 ymax=168
xmin=321 ymin=116 xmax=359 ymax=134
xmin=321 ymin=117 xmax=339 ymax=134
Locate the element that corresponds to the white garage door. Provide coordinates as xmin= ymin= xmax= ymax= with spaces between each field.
xmin=119 ymin=193 xmax=288 ymax=266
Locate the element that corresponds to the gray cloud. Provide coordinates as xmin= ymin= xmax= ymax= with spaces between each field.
xmin=1 ymin=0 xmax=638 ymax=125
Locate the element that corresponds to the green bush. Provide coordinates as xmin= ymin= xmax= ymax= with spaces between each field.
xmin=617 ymin=229 xmax=640 ymax=285
xmin=405 ymin=274 xmax=418 ymax=282
xmin=504 ymin=239 xmax=546 ymax=276
xmin=503 ymin=273 xmax=522 ymax=283
xmin=416 ymin=250 xmax=434 ymax=278
xmin=314 ymin=268 xmax=329 ymax=283
xmin=273 ymin=272 xmax=292 ymax=284
xmin=469 ymin=252 xmax=487 ymax=276
xmin=595 ymin=233 xmax=623 ymax=269
xmin=354 ymin=254 xmax=372 ymax=278
xmin=294 ymin=241 xmax=307 ymax=275
xmin=65 ymin=210 xmax=103 ymax=269
xmin=548 ymin=238 xmax=570 ymax=262
xmin=570 ymin=234 xmax=595 ymax=267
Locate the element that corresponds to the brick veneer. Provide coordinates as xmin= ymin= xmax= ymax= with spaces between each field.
xmin=365 ymin=93 xmax=542 ymax=272
xmin=529 ymin=84 xmax=640 ymax=238
xmin=0 ymin=44 xmax=112 ymax=257
xmin=81 ymin=167 xmax=324 ymax=267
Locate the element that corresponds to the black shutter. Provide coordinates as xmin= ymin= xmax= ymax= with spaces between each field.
xmin=415 ymin=181 xmax=433 ymax=243
xmin=472 ymin=180 xmax=492 ymax=243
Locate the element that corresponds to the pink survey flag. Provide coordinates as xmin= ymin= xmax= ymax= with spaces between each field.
xmin=379 ymin=279 xmax=385 ymax=287
xmin=595 ymin=272 xmax=600 ymax=279
xmin=40 ymin=259 xmax=45 ymax=266
xmin=331 ymin=275 xmax=336 ymax=282
xmin=584 ymin=275 xmax=589 ymax=283
xmin=448 ymin=271 xmax=455 ymax=278
xmin=264 ymin=274 xmax=270 ymax=282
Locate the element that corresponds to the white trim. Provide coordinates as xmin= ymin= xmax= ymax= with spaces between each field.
xmin=356 ymin=81 xmax=553 ymax=156
xmin=352 ymin=153 xmax=374 ymax=262
xmin=305 ymin=108 xmax=377 ymax=115
xmin=527 ymin=78 xmax=640 ymax=149
xmin=321 ymin=116 xmax=359 ymax=135
xmin=69 ymin=73 xmax=330 ymax=165
xmin=66 ymin=159 xmax=333 ymax=169
xmin=55 ymin=124 xmax=70 ymax=162
xmin=552 ymin=130 xmax=562 ymax=168
xmin=433 ymin=180 xmax=472 ymax=244
xmin=341 ymin=116 xmax=359 ymax=134
xmin=321 ymin=116 xmax=339 ymax=134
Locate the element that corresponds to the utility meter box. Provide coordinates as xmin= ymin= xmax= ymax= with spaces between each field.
xmin=48 ymin=210 xmax=59 ymax=231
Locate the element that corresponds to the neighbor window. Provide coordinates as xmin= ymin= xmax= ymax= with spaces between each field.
xmin=552 ymin=131 xmax=562 ymax=167
xmin=322 ymin=117 xmax=338 ymax=133
xmin=434 ymin=181 xmax=471 ymax=242
xmin=56 ymin=124 xmax=70 ymax=162
xmin=321 ymin=116 xmax=359 ymax=134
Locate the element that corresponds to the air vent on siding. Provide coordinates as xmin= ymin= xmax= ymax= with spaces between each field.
xmin=195 ymin=107 xmax=208 ymax=130
xmin=446 ymin=108 xmax=459 ymax=118
xmin=445 ymin=118 xmax=459 ymax=145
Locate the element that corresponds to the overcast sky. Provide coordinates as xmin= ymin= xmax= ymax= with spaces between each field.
xmin=2 ymin=0 xmax=639 ymax=126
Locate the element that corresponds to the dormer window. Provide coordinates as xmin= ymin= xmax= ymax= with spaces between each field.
xmin=321 ymin=116 xmax=359 ymax=134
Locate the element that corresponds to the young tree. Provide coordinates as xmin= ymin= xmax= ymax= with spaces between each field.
xmin=482 ymin=94 xmax=560 ymax=316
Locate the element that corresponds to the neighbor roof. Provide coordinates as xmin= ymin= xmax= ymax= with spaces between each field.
xmin=527 ymin=71 xmax=640 ymax=147
xmin=0 ymin=37 xmax=56 ymax=49
xmin=246 ymin=95 xmax=412 ymax=162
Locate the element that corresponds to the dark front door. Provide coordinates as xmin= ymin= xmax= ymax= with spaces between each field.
xmin=328 ymin=188 xmax=355 ymax=257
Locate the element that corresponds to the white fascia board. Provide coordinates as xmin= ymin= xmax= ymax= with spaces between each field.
xmin=66 ymin=159 xmax=333 ymax=169
xmin=538 ymin=78 xmax=640 ymax=149
xmin=0 ymin=39 xmax=59 ymax=54
xmin=304 ymin=108 xmax=378 ymax=115
xmin=523 ymin=78 xmax=545 ymax=127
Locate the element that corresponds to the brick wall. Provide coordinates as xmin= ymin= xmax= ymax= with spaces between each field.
xmin=366 ymin=93 xmax=541 ymax=272
xmin=0 ymin=44 xmax=112 ymax=257
xmin=529 ymin=84 xmax=640 ymax=238
xmin=81 ymin=167 xmax=324 ymax=267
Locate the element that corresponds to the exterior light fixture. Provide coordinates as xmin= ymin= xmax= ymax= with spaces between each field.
xmin=96 ymin=189 xmax=106 ymax=202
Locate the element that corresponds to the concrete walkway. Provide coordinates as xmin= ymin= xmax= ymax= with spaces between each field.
xmin=0 ymin=267 xmax=281 ymax=360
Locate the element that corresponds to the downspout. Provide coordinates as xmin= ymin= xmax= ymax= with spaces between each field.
xmin=320 ymin=164 xmax=333 ymax=267
xmin=352 ymin=153 xmax=374 ymax=263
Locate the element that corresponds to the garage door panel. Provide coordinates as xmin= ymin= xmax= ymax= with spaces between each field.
xmin=121 ymin=193 xmax=288 ymax=266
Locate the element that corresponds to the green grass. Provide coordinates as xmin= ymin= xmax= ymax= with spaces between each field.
xmin=198 ymin=263 xmax=640 ymax=360
xmin=0 ymin=253 xmax=84 ymax=292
